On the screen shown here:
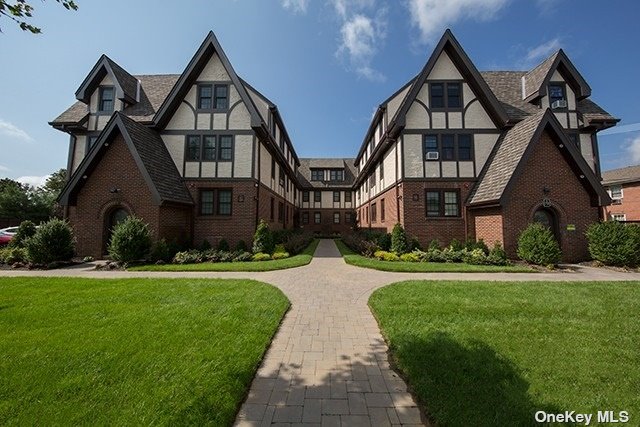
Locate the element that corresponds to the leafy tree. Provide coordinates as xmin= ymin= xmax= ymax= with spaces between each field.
xmin=0 ymin=0 xmax=78 ymax=34
xmin=0 ymin=174 xmax=62 ymax=223
xmin=43 ymin=168 xmax=66 ymax=197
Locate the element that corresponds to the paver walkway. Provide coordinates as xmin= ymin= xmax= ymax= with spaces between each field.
xmin=2 ymin=239 xmax=639 ymax=426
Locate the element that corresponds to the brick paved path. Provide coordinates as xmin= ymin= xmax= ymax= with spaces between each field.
xmin=2 ymin=239 xmax=638 ymax=426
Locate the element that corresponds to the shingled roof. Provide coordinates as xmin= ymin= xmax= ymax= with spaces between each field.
xmin=298 ymin=158 xmax=357 ymax=189
xmin=522 ymin=52 xmax=559 ymax=100
xmin=58 ymin=112 xmax=192 ymax=206
xmin=602 ymin=165 xmax=640 ymax=185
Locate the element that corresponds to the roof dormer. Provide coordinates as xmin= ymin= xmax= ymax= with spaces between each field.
xmin=75 ymin=55 xmax=139 ymax=106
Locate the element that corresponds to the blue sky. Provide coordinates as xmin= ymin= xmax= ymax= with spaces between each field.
xmin=0 ymin=0 xmax=638 ymax=186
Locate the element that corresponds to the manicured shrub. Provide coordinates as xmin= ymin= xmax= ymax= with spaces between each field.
xmin=217 ymin=239 xmax=230 ymax=252
xmin=150 ymin=239 xmax=171 ymax=262
xmin=252 ymin=220 xmax=274 ymax=254
xmin=441 ymin=248 xmax=464 ymax=263
xmin=9 ymin=220 xmax=37 ymax=248
xmin=107 ymin=216 xmax=151 ymax=263
xmin=200 ymin=239 xmax=212 ymax=251
xmin=235 ymin=240 xmax=247 ymax=252
xmin=273 ymin=244 xmax=287 ymax=254
xmin=408 ymin=237 xmax=422 ymax=252
xmin=173 ymin=250 xmax=203 ymax=264
xmin=342 ymin=233 xmax=380 ymax=257
xmin=374 ymin=250 xmax=400 ymax=262
xmin=390 ymin=223 xmax=408 ymax=254
xmin=462 ymin=248 xmax=488 ymax=265
xmin=400 ymin=252 xmax=420 ymax=262
xmin=377 ymin=233 xmax=392 ymax=251
xmin=271 ymin=252 xmax=290 ymax=260
xmin=0 ymin=247 xmax=27 ymax=264
xmin=428 ymin=240 xmax=441 ymax=251
xmin=25 ymin=218 xmax=74 ymax=265
xmin=283 ymin=232 xmax=313 ymax=255
xmin=252 ymin=252 xmax=272 ymax=262
xmin=464 ymin=239 xmax=490 ymax=255
xmin=449 ymin=239 xmax=464 ymax=251
xmin=517 ymin=223 xmax=562 ymax=266
xmin=586 ymin=221 xmax=640 ymax=267
xmin=234 ymin=251 xmax=253 ymax=262
xmin=272 ymin=229 xmax=294 ymax=244
xmin=487 ymin=241 xmax=509 ymax=266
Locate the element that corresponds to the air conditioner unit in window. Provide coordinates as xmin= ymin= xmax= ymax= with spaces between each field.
xmin=426 ymin=151 xmax=439 ymax=160
xmin=551 ymin=99 xmax=568 ymax=109
xmin=611 ymin=198 xmax=622 ymax=205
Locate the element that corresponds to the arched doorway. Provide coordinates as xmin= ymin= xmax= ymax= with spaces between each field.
xmin=104 ymin=207 xmax=129 ymax=253
xmin=533 ymin=207 xmax=560 ymax=243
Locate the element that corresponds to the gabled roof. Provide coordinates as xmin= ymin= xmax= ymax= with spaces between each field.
xmin=468 ymin=109 xmax=609 ymax=206
xmin=602 ymin=165 xmax=640 ymax=185
xmin=522 ymin=49 xmax=591 ymax=102
xmin=75 ymin=55 xmax=139 ymax=105
xmin=58 ymin=112 xmax=193 ymax=206
xmin=153 ymin=31 xmax=262 ymax=129
xmin=297 ymin=158 xmax=357 ymax=189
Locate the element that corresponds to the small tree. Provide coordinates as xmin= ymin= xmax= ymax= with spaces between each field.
xmin=252 ymin=219 xmax=274 ymax=254
xmin=25 ymin=218 xmax=74 ymax=264
xmin=390 ymin=223 xmax=408 ymax=254
xmin=586 ymin=221 xmax=640 ymax=267
xmin=517 ymin=223 xmax=562 ymax=266
xmin=9 ymin=220 xmax=37 ymax=248
xmin=108 ymin=216 xmax=152 ymax=263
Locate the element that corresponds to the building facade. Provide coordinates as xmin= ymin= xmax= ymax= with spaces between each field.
xmin=602 ymin=165 xmax=640 ymax=222
xmin=52 ymin=30 xmax=616 ymax=261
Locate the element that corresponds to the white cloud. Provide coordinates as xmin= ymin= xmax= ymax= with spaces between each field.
xmin=525 ymin=38 xmax=562 ymax=64
xmin=334 ymin=2 xmax=387 ymax=81
xmin=17 ymin=175 xmax=50 ymax=188
xmin=406 ymin=0 xmax=509 ymax=44
xmin=626 ymin=136 xmax=640 ymax=164
xmin=281 ymin=0 xmax=309 ymax=14
xmin=0 ymin=119 xmax=33 ymax=142
xmin=536 ymin=0 xmax=559 ymax=13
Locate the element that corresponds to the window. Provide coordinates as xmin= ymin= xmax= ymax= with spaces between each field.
xmin=278 ymin=202 xmax=284 ymax=222
xmin=200 ymin=190 xmax=214 ymax=215
xmin=303 ymin=191 xmax=309 ymax=202
xmin=345 ymin=192 xmax=352 ymax=202
xmin=425 ymin=189 xmax=460 ymax=217
xmin=98 ymin=86 xmax=115 ymax=112
xmin=609 ymin=185 xmax=623 ymax=200
xmin=314 ymin=191 xmax=321 ymax=202
xmin=197 ymin=84 xmax=212 ymax=109
xmin=271 ymin=158 xmax=276 ymax=180
xmin=302 ymin=211 xmax=309 ymax=224
xmin=270 ymin=197 xmax=274 ymax=221
xmin=549 ymin=83 xmax=566 ymax=105
xmin=314 ymin=212 xmax=321 ymax=224
xmin=334 ymin=212 xmax=340 ymax=224
xmin=200 ymin=189 xmax=232 ymax=216
xmin=611 ymin=213 xmax=626 ymax=221
xmin=371 ymin=203 xmax=377 ymax=222
xmin=424 ymin=134 xmax=474 ymax=161
xmin=87 ymin=135 xmax=99 ymax=150
xmin=333 ymin=191 xmax=340 ymax=203
xmin=186 ymin=135 xmax=201 ymax=161
xmin=330 ymin=169 xmax=344 ymax=181
xmin=441 ymin=134 xmax=455 ymax=161
xmin=369 ymin=174 xmax=375 ymax=189
xmin=365 ymin=206 xmax=369 ymax=223
xmin=214 ymin=85 xmax=228 ymax=109
xmin=311 ymin=169 xmax=323 ymax=181
xmin=379 ymin=162 xmax=384 ymax=181
xmin=345 ymin=212 xmax=353 ymax=224
xmin=202 ymin=136 xmax=216 ymax=161
xmin=380 ymin=198 xmax=385 ymax=222
xmin=218 ymin=190 xmax=232 ymax=215
xmin=430 ymin=82 xmax=463 ymax=109
xmin=218 ymin=136 xmax=233 ymax=161
xmin=279 ymin=166 xmax=285 ymax=187
xmin=279 ymin=135 xmax=285 ymax=152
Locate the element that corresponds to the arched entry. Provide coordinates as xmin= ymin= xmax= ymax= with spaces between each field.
xmin=533 ymin=207 xmax=560 ymax=242
xmin=103 ymin=207 xmax=129 ymax=253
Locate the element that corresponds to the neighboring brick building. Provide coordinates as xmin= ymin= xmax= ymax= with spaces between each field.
xmin=602 ymin=165 xmax=640 ymax=222
xmin=52 ymin=29 xmax=617 ymax=261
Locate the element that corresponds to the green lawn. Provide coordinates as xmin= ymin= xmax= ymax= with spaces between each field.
xmin=335 ymin=239 xmax=535 ymax=273
xmin=0 ymin=277 xmax=289 ymax=426
xmin=131 ymin=239 xmax=319 ymax=272
xmin=369 ymin=281 xmax=640 ymax=426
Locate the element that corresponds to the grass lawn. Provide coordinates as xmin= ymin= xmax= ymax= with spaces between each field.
xmin=130 ymin=239 xmax=320 ymax=272
xmin=335 ymin=239 xmax=535 ymax=273
xmin=0 ymin=277 xmax=289 ymax=426
xmin=369 ymin=280 xmax=640 ymax=426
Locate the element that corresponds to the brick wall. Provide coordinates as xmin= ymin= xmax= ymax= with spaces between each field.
xmin=68 ymin=134 xmax=162 ymax=258
xmin=469 ymin=207 xmax=504 ymax=249
xmin=402 ymin=180 xmax=474 ymax=247
xmin=298 ymin=208 xmax=356 ymax=234
xmin=501 ymin=130 xmax=600 ymax=262
xmin=356 ymin=185 xmax=401 ymax=233
xmin=604 ymin=181 xmax=640 ymax=221
xmin=258 ymin=184 xmax=297 ymax=232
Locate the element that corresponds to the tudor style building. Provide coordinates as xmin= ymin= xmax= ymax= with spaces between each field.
xmin=52 ymin=30 xmax=616 ymax=261
xmin=602 ymin=165 xmax=640 ymax=222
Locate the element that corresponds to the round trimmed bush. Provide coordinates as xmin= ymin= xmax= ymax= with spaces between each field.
xmin=517 ymin=223 xmax=562 ymax=266
xmin=252 ymin=252 xmax=272 ymax=262
xmin=586 ymin=221 xmax=640 ymax=267
xmin=25 ymin=218 xmax=75 ymax=264
xmin=108 ymin=216 xmax=152 ymax=263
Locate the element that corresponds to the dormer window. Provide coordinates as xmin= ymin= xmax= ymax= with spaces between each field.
xmin=214 ymin=85 xmax=229 ymax=109
xmin=549 ymin=84 xmax=566 ymax=109
xmin=98 ymin=86 xmax=114 ymax=112
xmin=197 ymin=84 xmax=229 ymax=110
xmin=329 ymin=169 xmax=344 ymax=182
xmin=197 ymin=84 xmax=212 ymax=109
xmin=311 ymin=169 xmax=323 ymax=181
xmin=429 ymin=82 xmax=462 ymax=109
